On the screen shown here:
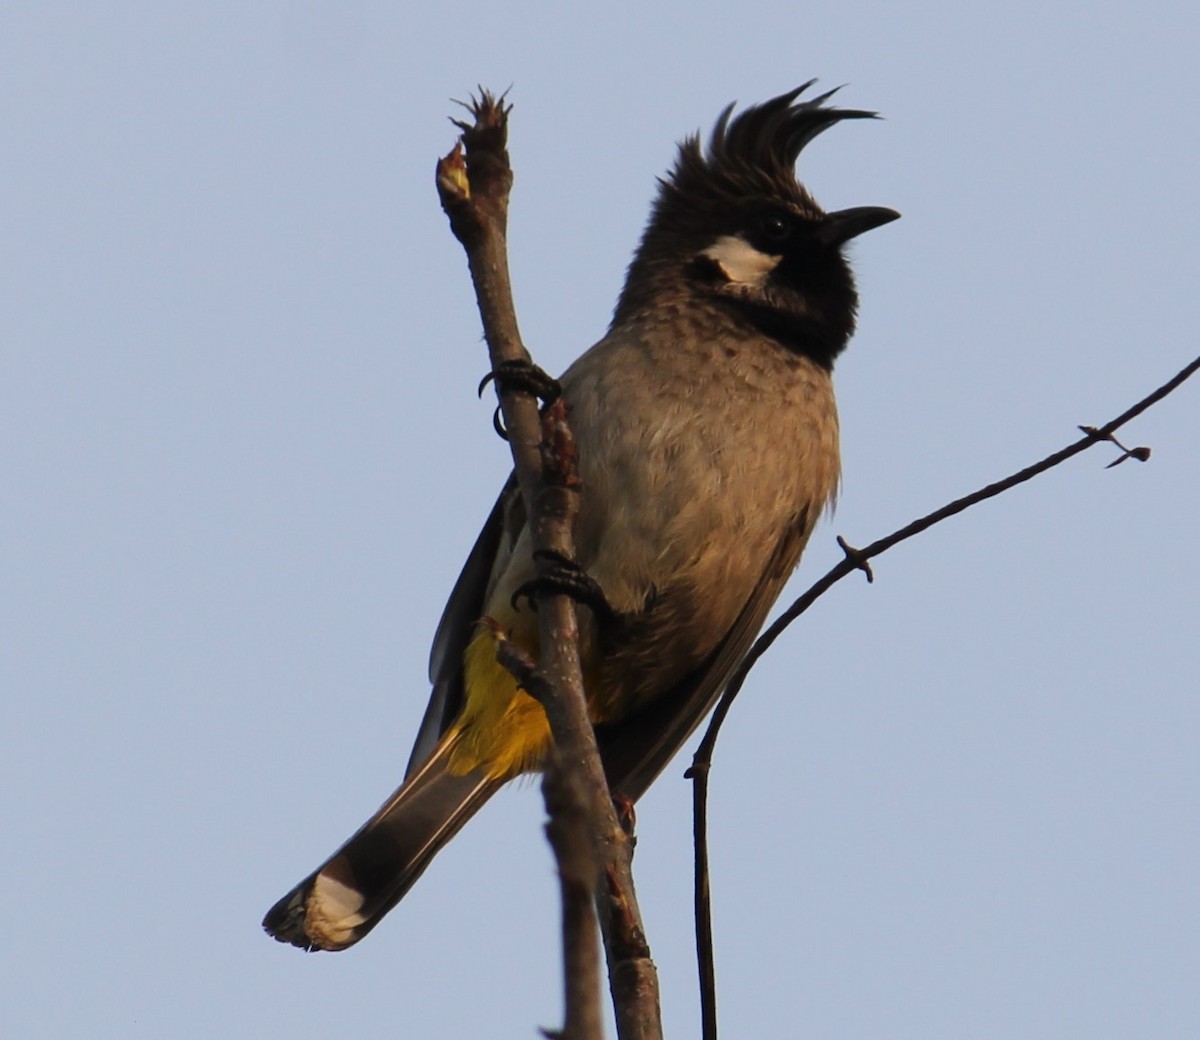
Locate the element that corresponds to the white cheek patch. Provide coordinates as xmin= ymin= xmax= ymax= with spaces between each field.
xmin=701 ymin=235 xmax=782 ymax=286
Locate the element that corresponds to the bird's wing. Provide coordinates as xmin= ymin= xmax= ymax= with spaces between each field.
xmin=595 ymin=509 xmax=813 ymax=801
xmin=411 ymin=480 xmax=815 ymax=801
xmin=406 ymin=474 xmax=519 ymax=777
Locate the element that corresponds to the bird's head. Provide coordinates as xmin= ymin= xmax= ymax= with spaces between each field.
xmin=613 ymin=82 xmax=899 ymax=368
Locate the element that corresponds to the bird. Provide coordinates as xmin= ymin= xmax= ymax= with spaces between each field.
xmin=264 ymin=82 xmax=898 ymax=951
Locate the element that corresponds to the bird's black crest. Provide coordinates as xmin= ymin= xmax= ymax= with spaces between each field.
xmin=662 ymin=81 xmax=878 ymax=215
xmin=611 ymin=82 xmax=886 ymax=332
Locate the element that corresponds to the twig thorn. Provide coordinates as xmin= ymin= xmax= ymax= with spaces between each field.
xmin=837 ymin=535 xmax=874 ymax=583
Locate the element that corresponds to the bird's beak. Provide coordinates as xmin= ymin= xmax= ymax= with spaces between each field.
xmin=816 ymin=206 xmax=901 ymax=246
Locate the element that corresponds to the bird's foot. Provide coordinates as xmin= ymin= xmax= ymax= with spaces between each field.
xmin=511 ymin=549 xmax=614 ymax=621
xmin=478 ymin=359 xmax=562 ymax=404
xmin=479 ymin=361 xmax=563 ymax=440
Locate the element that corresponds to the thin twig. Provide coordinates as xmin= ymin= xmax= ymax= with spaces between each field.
xmin=542 ymin=749 xmax=605 ymax=1040
xmin=437 ymin=90 xmax=663 ymax=1040
xmin=687 ymin=351 xmax=1200 ymax=1040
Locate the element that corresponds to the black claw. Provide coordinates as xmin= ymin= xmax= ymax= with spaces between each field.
xmin=479 ymin=360 xmax=562 ymax=405
xmin=480 ymin=361 xmax=563 ymax=441
xmin=511 ymin=549 xmax=615 ymax=620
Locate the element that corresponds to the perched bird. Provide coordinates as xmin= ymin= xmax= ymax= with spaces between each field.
xmin=264 ymin=82 xmax=898 ymax=951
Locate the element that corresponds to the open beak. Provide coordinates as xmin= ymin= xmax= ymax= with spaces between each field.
xmin=817 ymin=206 xmax=901 ymax=246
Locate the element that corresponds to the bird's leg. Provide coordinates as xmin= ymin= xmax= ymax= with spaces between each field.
xmin=612 ymin=793 xmax=637 ymax=842
xmin=511 ymin=549 xmax=615 ymax=622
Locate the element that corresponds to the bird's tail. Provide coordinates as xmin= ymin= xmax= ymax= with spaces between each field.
xmin=263 ymin=731 xmax=502 ymax=951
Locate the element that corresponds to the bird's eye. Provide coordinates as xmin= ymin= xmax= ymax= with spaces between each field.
xmin=756 ymin=212 xmax=792 ymax=246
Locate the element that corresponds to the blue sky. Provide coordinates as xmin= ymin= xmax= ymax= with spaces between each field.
xmin=3 ymin=3 xmax=1198 ymax=1037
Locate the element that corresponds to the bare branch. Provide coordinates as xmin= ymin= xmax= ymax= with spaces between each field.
xmin=542 ymin=749 xmax=605 ymax=1040
xmin=437 ymin=90 xmax=663 ymax=1040
xmin=687 ymin=350 xmax=1200 ymax=1040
